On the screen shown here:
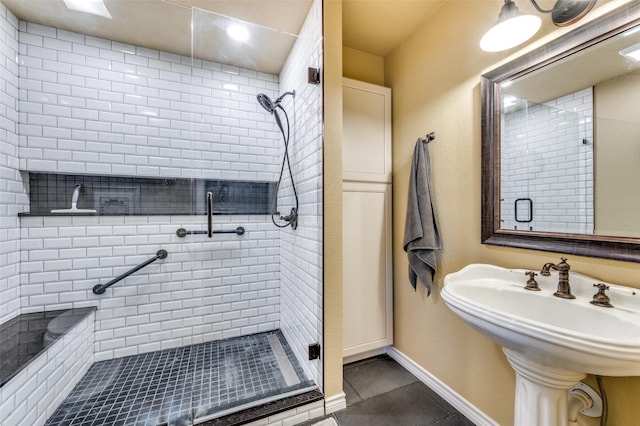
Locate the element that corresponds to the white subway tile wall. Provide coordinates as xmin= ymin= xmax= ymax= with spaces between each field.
xmin=1 ymin=0 xmax=324 ymax=420
xmin=0 ymin=2 xmax=26 ymax=325
xmin=0 ymin=311 xmax=95 ymax=426
xmin=20 ymin=214 xmax=281 ymax=361
xmin=278 ymin=0 xmax=324 ymax=387
xmin=17 ymin=21 xmax=281 ymax=181
xmin=501 ymin=88 xmax=594 ymax=233
xmin=15 ymin=18 xmax=291 ymax=360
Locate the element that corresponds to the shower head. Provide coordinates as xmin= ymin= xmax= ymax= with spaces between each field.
xmin=257 ymin=93 xmax=276 ymax=114
xmin=256 ymin=90 xmax=295 ymax=114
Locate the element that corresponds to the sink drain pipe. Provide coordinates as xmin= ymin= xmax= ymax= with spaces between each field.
xmin=596 ymin=375 xmax=608 ymax=426
xmin=568 ymin=387 xmax=593 ymax=425
xmin=567 ymin=380 xmax=606 ymax=425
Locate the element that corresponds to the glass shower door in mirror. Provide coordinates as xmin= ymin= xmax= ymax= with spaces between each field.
xmin=500 ymin=92 xmax=593 ymax=234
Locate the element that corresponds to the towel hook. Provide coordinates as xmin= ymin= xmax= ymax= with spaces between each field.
xmin=421 ymin=132 xmax=436 ymax=143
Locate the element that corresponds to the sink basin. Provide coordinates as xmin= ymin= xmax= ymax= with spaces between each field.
xmin=442 ymin=264 xmax=640 ymax=425
xmin=442 ymin=264 xmax=640 ymax=376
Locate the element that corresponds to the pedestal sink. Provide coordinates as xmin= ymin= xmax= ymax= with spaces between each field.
xmin=442 ymin=264 xmax=640 ymax=426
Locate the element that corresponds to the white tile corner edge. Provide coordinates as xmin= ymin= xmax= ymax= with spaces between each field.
xmin=386 ymin=346 xmax=499 ymax=426
xmin=324 ymin=392 xmax=346 ymax=415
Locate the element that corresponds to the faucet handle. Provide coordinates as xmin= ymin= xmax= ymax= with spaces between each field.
xmin=524 ymin=271 xmax=540 ymax=291
xmin=590 ymin=283 xmax=613 ymax=308
xmin=558 ymin=257 xmax=570 ymax=270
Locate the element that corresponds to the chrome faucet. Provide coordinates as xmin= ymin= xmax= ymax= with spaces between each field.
xmin=540 ymin=257 xmax=575 ymax=299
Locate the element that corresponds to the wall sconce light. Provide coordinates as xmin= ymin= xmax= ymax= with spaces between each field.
xmin=480 ymin=0 xmax=541 ymax=52
xmin=480 ymin=0 xmax=597 ymax=52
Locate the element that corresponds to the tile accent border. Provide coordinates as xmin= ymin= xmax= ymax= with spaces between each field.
xmin=387 ymin=346 xmax=499 ymax=426
xmin=23 ymin=172 xmax=276 ymax=216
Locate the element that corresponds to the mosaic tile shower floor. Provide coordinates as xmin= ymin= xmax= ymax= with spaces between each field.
xmin=45 ymin=330 xmax=316 ymax=426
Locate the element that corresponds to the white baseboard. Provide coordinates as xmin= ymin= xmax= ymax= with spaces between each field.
xmin=387 ymin=346 xmax=499 ymax=426
xmin=324 ymin=392 xmax=347 ymax=414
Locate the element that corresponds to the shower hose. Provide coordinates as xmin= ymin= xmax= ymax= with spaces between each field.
xmin=271 ymin=102 xmax=299 ymax=230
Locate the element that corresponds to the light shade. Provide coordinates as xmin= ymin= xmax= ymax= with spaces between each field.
xmin=480 ymin=1 xmax=541 ymax=52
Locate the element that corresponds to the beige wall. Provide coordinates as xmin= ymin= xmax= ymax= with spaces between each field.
xmin=343 ymin=46 xmax=385 ymax=85
xmin=385 ymin=1 xmax=640 ymax=425
xmin=594 ymin=71 xmax=640 ymax=237
xmin=323 ymin=0 xmax=344 ymax=403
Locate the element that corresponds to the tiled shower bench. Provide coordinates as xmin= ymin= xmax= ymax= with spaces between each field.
xmin=0 ymin=308 xmax=96 ymax=426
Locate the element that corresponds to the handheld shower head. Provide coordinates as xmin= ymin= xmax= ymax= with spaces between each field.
xmin=257 ymin=93 xmax=275 ymax=114
xmin=256 ymin=90 xmax=295 ymax=114
xmin=255 ymin=89 xmax=299 ymax=230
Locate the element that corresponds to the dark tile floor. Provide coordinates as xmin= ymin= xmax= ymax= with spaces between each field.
xmin=45 ymin=330 xmax=315 ymax=425
xmin=303 ymin=355 xmax=475 ymax=426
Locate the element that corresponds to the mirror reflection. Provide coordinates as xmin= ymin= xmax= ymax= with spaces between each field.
xmin=499 ymin=23 xmax=640 ymax=237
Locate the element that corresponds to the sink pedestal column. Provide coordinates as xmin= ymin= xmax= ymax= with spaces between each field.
xmin=504 ymin=348 xmax=586 ymax=426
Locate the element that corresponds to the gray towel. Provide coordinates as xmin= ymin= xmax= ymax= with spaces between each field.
xmin=403 ymin=138 xmax=441 ymax=295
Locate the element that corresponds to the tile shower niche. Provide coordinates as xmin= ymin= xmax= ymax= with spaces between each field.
xmin=23 ymin=173 xmax=277 ymax=216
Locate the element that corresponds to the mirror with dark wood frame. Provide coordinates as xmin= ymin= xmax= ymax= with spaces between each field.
xmin=481 ymin=2 xmax=640 ymax=262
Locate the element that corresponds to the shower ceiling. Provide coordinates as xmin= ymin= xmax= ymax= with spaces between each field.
xmin=3 ymin=0 xmax=447 ymax=74
xmin=2 ymin=0 xmax=313 ymax=74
